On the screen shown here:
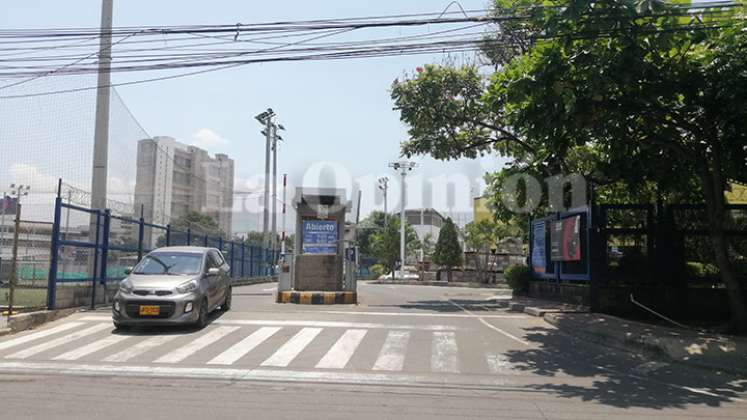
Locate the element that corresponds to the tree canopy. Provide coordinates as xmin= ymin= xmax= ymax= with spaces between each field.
xmin=391 ymin=0 xmax=747 ymax=330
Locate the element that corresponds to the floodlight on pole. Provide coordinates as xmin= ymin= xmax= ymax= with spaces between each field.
xmin=388 ymin=161 xmax=417 ymax=274
xmin=255 ymin=108 xmax=275 ymax=271
xmin=377 ymin=177 xmax=389 ymax=226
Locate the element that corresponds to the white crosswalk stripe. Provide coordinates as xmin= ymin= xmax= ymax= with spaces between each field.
xmin=0 ymin=321 xmax=513 ymax=377
xmin=485 ymin=352 xmax=516 ymax=375
xmin=372 ymin=330 xmax=410 ymax=372
xmin=431 ymin=331 xmax=459 ymax=373
xmin=315 ymin=329 xmax=367 ymax=369
xmin=261 ymin=327 xmax=322 ymax=367
xmin=207 ymin=327 xmax=281 ymax=366
xmin=54 ymin=334 xmax=130 ymax=361
xmin=5 ymin=323 xmax=111 ymax=360
xmin=0 ymin=322 xmax=84 ymax=352
xmin=103 ymin=335 xmax=179 ymax=363
xmin=154 ymin=326 xmax=240 ymax=364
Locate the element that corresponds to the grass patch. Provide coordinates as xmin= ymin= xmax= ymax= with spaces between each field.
xmin=0 ymin=288 xmax=47 ymax=308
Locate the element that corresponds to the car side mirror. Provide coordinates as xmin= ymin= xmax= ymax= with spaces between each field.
xmin=207 ymin=267 xmax=220 ymax=276
xmin=124 ymin=267 xmax=132 ymax=275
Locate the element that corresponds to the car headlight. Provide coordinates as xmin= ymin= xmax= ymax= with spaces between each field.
xmin=176 ymin=280 xmax=198 ymax=294
xmin=119 ymin=279 xmax=133 ymax=294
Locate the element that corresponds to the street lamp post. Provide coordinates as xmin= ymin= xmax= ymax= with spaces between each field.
xmin=388 ymin=161 xmax=417 ymax=274
xmin=7 ymin=184 xmax=30 ymax=318
xmin=377 ymin=177 xmax=389 ymax=227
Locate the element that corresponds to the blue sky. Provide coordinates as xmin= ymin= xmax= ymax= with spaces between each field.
xmin=1 ymin=0 xmax=507 ymax=230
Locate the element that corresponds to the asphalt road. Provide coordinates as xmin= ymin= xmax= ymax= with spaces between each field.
xmin=0 ymin=281 xmax=745 ymax=419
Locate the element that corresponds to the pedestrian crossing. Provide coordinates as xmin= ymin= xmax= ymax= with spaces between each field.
xmin=0 ymin=319 xmax=521 ymax=376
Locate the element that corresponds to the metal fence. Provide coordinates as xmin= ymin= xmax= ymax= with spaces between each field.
xmin=529 ymin=203 xmax=747 ymax=287
xmin=46 ymin=181 xmax=278 ymax=310
xmin=0 ymin=219 xmax=53 ymax=310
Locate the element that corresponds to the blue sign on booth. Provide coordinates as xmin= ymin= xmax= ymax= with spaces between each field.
xmin=303 ymin=220 xmax=337 ymax=254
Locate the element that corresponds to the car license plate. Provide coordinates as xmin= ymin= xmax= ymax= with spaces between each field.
xmin=139 ymin=305 xmax=160 ymax=316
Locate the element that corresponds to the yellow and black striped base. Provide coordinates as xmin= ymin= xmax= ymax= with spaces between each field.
xmin=277 ymin=291 xmax=357 ymax=305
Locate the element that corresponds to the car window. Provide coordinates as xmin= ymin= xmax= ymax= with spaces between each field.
xmin=133 ymin=252 xmax=202 ymax=275
xmin=207 ymin=251 xmax=222 ymax=269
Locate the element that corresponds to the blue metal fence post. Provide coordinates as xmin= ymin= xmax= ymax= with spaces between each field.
xmin=229 ymin=241 xmax=234 ymax=278
xmin=47 ymin=179 xmax=63 ymax=309
xmin=90 ymin=212 xmax=101 ymax=309
xmin=166 ymin=224 xmax=171 ymax=246
xmin=240 ymin=243 xmax=245 ymax=278
xmin=101 ymin=209 xmax=111 ymax=283
xmin=204 ymin=234 xmax=209 ymax=247
xmin=137 ymin=206 xmax=145 ymax=261
xmin=218 ymin=237 xmax=223 ymax=253
xmin=186 ymin=228 xmax=191 ymax=245
xmin=249 ymin=246 xmax=255 ymax=277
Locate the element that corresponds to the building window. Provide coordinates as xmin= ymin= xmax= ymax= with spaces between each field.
xmin=173 ymin=172 xmax=191 ymax=186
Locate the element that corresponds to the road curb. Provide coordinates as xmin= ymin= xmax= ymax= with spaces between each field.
xmin=543 ymin=312 xmax=747 ymax=376
xmin=232 ymin=277 xmax=277 ymax=287
xmin=4 ymin=307 xmax=80 ymax=335
xmin=370 ymin=280 xmax=511 ymax=290
xmin=277 ymin=291 xmax=357 ymax=305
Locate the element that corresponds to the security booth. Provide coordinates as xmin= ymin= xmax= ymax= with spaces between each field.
xmin=277 ymin=187 xmax=357 ymax=303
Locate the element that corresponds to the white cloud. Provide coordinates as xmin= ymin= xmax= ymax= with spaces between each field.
xmin=8 ymin=163 xmax=59 ymax=191
xmin=191 ymin=128 xmax=229 ymax=149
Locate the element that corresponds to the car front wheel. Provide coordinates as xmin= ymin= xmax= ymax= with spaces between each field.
xmin=222 ymin=287 xmax=232 ymax=311
xmin=195 ymin=298 xmax=208 ymax=329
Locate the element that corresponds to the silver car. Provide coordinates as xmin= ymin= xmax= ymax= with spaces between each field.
xmin=112 ymin=246 xmax=232 ymax=329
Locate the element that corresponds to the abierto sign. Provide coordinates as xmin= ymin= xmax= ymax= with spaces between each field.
xmin=302 ymin=219 xmax=338 ymax=254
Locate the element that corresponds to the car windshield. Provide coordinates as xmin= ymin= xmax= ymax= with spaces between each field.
xmin=132 ymin=252 xmax=202 ymax=275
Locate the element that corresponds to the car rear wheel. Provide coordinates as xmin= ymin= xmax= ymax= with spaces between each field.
xmin=195 ymin=298 xmax=208 ymax=329
xmin=222 ymin=287 xmax=232 ymax=311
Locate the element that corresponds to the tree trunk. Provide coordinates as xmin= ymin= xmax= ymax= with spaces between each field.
xmin=447 ymin=268 xmax=452 ymax=282
xmin=700 ymin=164 xmax=747 ymax=332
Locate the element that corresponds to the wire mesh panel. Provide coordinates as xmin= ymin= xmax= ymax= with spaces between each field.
xmin=0 ymin=220 xmax=52 ymax=310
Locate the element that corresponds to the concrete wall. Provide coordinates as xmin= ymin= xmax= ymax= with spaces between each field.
xmin=55 ymin=284 xmax=117 ymax=309
xmin=294 ymin=255 xmax=342 ymax=291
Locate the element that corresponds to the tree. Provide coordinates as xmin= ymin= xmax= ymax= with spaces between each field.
xmin=391 ymin=0 xmax=747 ymax=330
xmin=370 ymin=216 xmax=419 ymax=278
xmin=156 ymin=211 xmax=224 ymax=247
xmin=463 ymin=220 xmax=499 ymax=283
xmin=433 ymin=218 xmax=463 ymax=281
xmin=420 ymin=232 xmax=436 ymax=261
xmin=357 ymin=211 xmax=388 ymax=259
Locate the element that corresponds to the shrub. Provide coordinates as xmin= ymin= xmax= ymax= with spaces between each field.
xmin=685 ymin=261 xmax=720 ymax=278
xmin=370 ymin=263 xmax=388 ymax=279
xmin=504 ymin=265 xmax=532 ymax=294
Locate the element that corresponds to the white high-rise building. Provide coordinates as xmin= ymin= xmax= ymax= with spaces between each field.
xmin=134 ymin=136 xmax=234 ymax=237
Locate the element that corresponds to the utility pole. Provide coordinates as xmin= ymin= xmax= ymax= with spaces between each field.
xmin=388 ymin=161 xmax=417 ymax=273
xmin=7 ymin=184 xmax=29 ymax=318
xmin=271 ymin=123 xmax=284 ymax=255
xmin=0 ymin=191 xmax=7 ymax=285
xmin=281 ymin=173 xmax=287 ymax=254
xmin=255 ymin=108 xmax=277 ymax=274
xmin=90 ymin=0 xmax=113 ymax=215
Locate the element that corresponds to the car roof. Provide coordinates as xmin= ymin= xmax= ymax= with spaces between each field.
xmin=150 ymin=246 xmax=215 ymax=254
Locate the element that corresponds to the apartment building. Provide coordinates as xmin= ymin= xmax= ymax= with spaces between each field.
xmin=134 ymin=136 xmax=234 ymax=236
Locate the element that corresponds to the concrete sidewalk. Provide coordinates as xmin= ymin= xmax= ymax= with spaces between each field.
xmin=500 ymin=295 xmax=747 ymax=375
xmin=544 ymin=311 xmax=747 ymax=375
